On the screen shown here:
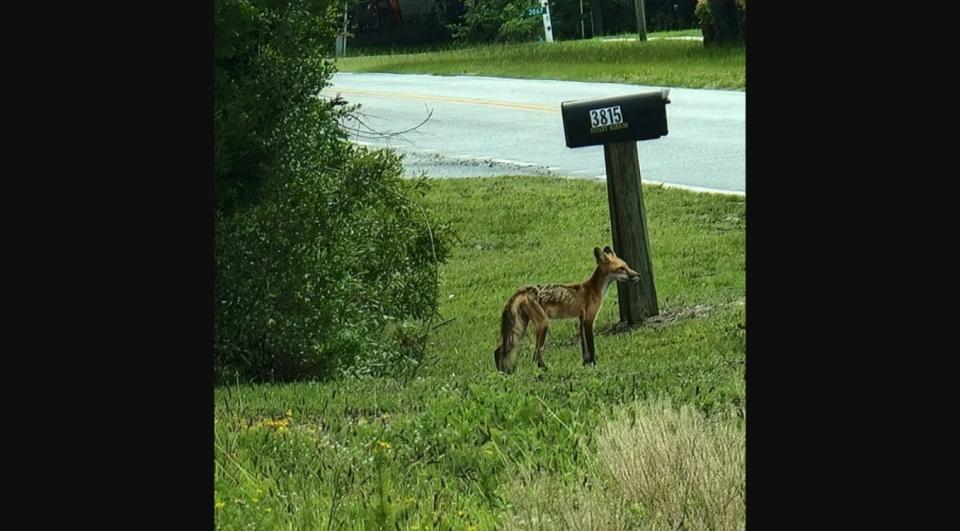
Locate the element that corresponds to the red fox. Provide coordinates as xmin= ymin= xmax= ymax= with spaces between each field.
xmin=494 ymin=246 xmax=640 ymax=373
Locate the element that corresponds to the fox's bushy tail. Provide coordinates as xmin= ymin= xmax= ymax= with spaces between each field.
xmin=494 ymin=289 xmax=531 ymax=373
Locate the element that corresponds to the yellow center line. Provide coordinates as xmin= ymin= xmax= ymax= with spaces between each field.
xmin=322 ymin=88 xmax=559 ymax=114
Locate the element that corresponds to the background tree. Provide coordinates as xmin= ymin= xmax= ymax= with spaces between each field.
xmin=696 ymin=0 xmax=745 ymax=46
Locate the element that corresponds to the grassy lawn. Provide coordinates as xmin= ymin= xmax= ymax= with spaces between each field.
xmin=597 ymin=29 xmax=704 ymax=39
xmin=214 ymin=176 xmax=745 ymax=529
xmin=648 ymin=28 xmax=704 ymax=38
xmin=338 ymin=39 xmax=744 ymax=90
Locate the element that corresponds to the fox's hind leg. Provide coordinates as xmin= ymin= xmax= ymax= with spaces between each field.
xmin=521 ymin=299 xmax=550 ymax=370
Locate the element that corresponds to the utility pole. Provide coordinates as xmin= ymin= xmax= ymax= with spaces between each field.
xmin=580 ymin=0 xmax=585 ymax=39
xmin=634 ymin=0 xmax=647 ymax=41
xmin=335 ymin=1 xmax=350 ymax=57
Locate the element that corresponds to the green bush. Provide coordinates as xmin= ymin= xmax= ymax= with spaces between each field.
xmin=451 ymin=0 xmax=699 ymax=44
xmin=214 ymin=0 xmax=450 ymax=383
xmin=447 ymin=0 xmax=523 ymax=44
xmin=498 ymin=16 xmax=544 ymax=43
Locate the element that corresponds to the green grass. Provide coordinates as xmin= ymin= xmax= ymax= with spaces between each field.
xmin=597 ymin=28 xmax=704 ymax=39
xmin=347 ymin=29 xmax=703 ymax=56
xmin=214 ymin=176 xmax=745 ymax=529
xmin=649 ymin=28 xmax=704 ymax=38
xmin=338 ymin=39 xmax=744 ymax=90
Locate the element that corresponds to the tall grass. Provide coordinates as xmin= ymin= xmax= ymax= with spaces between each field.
xmin=596 ymin=399 xmax=745 ymax=529
xmin=505 ymin=399 xmax=745 ymax=530
xmin=338 ymin=39 xmax=745 ymax=90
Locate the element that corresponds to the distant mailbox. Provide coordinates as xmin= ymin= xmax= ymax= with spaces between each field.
xmin=560 ymin=90 xmax=671 ymax=148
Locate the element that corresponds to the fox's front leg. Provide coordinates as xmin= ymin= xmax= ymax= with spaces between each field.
xmin=579 ymin=317 xmax=596 ymax=365
xmin=534 ymin=322 xmax=549 ymax=370
xmin=583 ymin=318 xmax=597 ymax=365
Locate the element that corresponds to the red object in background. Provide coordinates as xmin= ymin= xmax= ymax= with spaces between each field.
xmin=388 ymin=0 xmax=403 ymax=24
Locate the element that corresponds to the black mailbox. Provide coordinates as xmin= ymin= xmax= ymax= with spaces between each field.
xmin=561 ymin=90 xmax=670 ymax=148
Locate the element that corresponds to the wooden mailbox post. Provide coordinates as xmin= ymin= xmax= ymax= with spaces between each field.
xmin=560 ymin=90 xmax=670 ymax=324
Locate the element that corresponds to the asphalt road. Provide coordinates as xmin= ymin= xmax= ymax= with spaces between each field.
xmin=323 ymin=72 xmax=744 ymax=195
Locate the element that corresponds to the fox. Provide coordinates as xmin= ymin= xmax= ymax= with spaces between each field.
xmin=493 ymin=245 xmax=640 ymax=373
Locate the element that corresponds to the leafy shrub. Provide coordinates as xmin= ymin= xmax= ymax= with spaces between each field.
xmin=450 ymin=0 xmax=543 ymax=42
xmin=214 ymin=0 xmax=450 ymax=383
xmin=497 ymin=15 xmax=544 ymax=43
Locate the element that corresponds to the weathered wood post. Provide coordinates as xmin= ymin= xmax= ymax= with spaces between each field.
xmin=561 ymin=89 xmax=670 ymax=325
xmin=604 ymin=141 xmax=658 ymax=322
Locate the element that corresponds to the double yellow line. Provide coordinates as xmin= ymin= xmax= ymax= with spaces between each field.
xmin=322 ymin=88 xmax=559 ymax=114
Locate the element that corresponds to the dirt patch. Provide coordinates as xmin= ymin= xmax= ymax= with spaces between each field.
xmin=400 ymin=151 xmax=560 ymax=178
xmin=601 ymin=298 xmax=744 ymax=335
xmin=528 ymin=298 xmax=743 ymax=348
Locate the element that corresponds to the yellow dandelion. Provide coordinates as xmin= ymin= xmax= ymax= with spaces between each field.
xmin=377 ymin=440 xmax=391 ymax=450
xmin=263 ymin=417 xmax=289 ymax=432
xmin=215 ymin=501 xmax=226 ymax=510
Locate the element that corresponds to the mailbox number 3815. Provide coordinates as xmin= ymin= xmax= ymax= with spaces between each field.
xmin=589 ymin=105 xmax=623 ymax=127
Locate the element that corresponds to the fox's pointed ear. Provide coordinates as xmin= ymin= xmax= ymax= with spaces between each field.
xmin=603 ymin=246 xmax=614 ymax=255
xmin=594 ymin=247 xmax=608 ymax=264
